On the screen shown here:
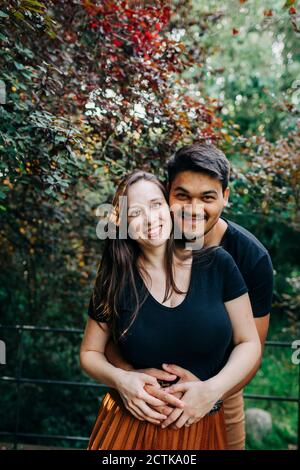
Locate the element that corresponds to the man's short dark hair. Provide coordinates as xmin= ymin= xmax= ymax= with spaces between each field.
xmin=167 ymin=144 xmax=230 ymax=192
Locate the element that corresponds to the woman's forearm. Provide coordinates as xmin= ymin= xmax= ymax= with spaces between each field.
xmin=207 ymin=340 xmax=261 ymax=400
xmin=105 ymin=339 xmax=134 ymax=371
xmin=80 ymin=350 xmax=126 ymax=389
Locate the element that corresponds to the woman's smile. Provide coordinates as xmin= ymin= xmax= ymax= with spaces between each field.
xmin=147 ymin=225 xmax=163 ymax=238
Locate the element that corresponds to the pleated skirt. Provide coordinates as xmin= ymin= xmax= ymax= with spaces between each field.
xmin=87 ymin=388 xmax=228 ymax=450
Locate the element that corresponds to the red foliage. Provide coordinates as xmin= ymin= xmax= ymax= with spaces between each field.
xmin=264 ymin=9 xmax=273 ymax=17
xmin=82 ymin=0 xmax=171 ymax=57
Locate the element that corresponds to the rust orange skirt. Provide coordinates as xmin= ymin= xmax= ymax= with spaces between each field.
xmin=87 ymin=388 xmax=228 ymax=450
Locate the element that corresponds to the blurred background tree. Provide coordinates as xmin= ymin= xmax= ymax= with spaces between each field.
xmin=0 ymin=0 xmax=299 ymax=450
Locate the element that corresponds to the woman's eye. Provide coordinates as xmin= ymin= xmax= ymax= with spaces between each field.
xmin=129 ymin=209 xmax=140 ymax=217
xmin=151 ymin=201 xmax=162 ymax=208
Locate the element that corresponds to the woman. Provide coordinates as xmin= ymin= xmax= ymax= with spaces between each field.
xmin=80 ymin=170 xmax=261 ymax=450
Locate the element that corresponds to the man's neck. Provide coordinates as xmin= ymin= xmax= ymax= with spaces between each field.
xmin=204 ymin=217 xmax=228 ymax=248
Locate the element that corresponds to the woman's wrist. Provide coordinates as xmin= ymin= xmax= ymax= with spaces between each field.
xmin=205 ymin=376 xmax=226 ymax=402
xmin=112 ymin=367 xmax=130 ymax=390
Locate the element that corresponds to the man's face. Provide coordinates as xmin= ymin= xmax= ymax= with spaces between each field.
xmin=168 ymin=171 xmax=230 ymax=241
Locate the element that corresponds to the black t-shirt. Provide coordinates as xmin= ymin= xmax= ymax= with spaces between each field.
xmin=88 ymin=247 xmax=248 ymax=381
xmin=220 ymin=217 xmax=273 ymax=317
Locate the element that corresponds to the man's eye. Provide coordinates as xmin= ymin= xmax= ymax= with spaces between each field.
xmin=175 ymin=194 xmax=188 ymax=200
xmin=203 ymin=196 xmax=214 ymax=201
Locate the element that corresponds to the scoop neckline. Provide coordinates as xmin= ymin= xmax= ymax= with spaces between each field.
xmin=137 ymin=256 xmax=195 ymax=311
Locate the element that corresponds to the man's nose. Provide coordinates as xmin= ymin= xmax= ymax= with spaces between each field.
xmin=191 ymin=199 xmax=204 ymax=216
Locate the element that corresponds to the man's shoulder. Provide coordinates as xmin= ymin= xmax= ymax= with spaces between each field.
xmin=221 ymin=218 xmax=270 ymax=260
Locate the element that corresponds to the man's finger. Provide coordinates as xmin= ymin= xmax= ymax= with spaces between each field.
xmin=152 ymin=405 xmax=174 ymax=416
xmin=162 ymin=391 xmax=185 ymax=408
xmin=163 ymin=382 xmax=189 ymax=394
xmin=142 ymin=392 xmax=170 ymax=406
xmin=143 ymin=392 xmax=167 ymax=407
xmin=142 ymin=368 xmax=177 ymax=381
xmin=145 ymin=386 xmax=185 ymax=408
xmin=162 ymin=364 xmax=199 ymax=381
xmin=162 ymin=363 xmax=188 ymax=377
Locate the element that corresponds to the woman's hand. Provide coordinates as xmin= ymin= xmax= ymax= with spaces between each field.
xmin=136 ymin=364 xmax=198 ymax=417
xmin=161 ymin=380 xmax=221 ymax=429
xmin=116 ymin=370 xmax=180 ymax=425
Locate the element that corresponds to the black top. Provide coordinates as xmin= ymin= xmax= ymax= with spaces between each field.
xmin=220 ymin=217 xmax=273 ymax=317
xmin=88 ymin=247 xmax=248 ymax=381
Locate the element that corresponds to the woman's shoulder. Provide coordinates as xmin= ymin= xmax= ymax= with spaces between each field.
xmin=214 ymin=245 xmax=238 ymax=266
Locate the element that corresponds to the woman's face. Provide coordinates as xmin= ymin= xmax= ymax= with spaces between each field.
xmin=127 ymin=179 xmax=172 ymax=249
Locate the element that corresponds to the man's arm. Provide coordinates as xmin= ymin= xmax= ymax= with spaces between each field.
xmin=220 ymin=314 xmax=270 ymax=400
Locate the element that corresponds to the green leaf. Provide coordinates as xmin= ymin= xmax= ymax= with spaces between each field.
xmin=0 ymin=11 xmax=9 ymax=18
xmin=283 ymin=0 xmax=295 ymax=7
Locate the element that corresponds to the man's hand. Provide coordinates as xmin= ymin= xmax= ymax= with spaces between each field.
xmin=161 ymin=363 xmax=199 ymax=384
xmin=143 ymin=364 xmax=200 ymax=418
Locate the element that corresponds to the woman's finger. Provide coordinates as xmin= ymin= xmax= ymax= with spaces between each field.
xmin=128 ymin=402 xmax=161 ymax=425
xmin=124 ymin=402 xmax=144 ymax=421
xmin=173 ymin=413 xmax=190 ymax=429
xmin=161 ymin=407 xmax=183 ymax=428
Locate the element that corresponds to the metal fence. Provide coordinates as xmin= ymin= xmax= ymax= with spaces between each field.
xmin=0 ymin=324 xmax=299 ymax=450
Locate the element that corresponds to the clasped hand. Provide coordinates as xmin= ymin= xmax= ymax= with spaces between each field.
xmin=144 ymin=364 xmax=220 ymax=429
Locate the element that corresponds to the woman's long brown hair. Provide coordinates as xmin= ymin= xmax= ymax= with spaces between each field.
xmin=92 ymin=170 xmax=186 ymax=342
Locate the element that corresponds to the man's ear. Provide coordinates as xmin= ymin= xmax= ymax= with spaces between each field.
xmin=223 ymin=187 xmax=230 ymax=207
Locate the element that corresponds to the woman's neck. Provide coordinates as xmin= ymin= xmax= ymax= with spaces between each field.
xmin=139 ymin=244 xmax=166 ymax=270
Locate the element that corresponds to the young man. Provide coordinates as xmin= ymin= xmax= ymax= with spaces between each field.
xmin=100 ymin=144 xmax=274 ymax=450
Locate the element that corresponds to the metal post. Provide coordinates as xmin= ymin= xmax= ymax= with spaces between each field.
xmin=13 ymin=328 xmax=24 ymax=450
xmin=298 ymin=360 xmax=300 ymax=450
